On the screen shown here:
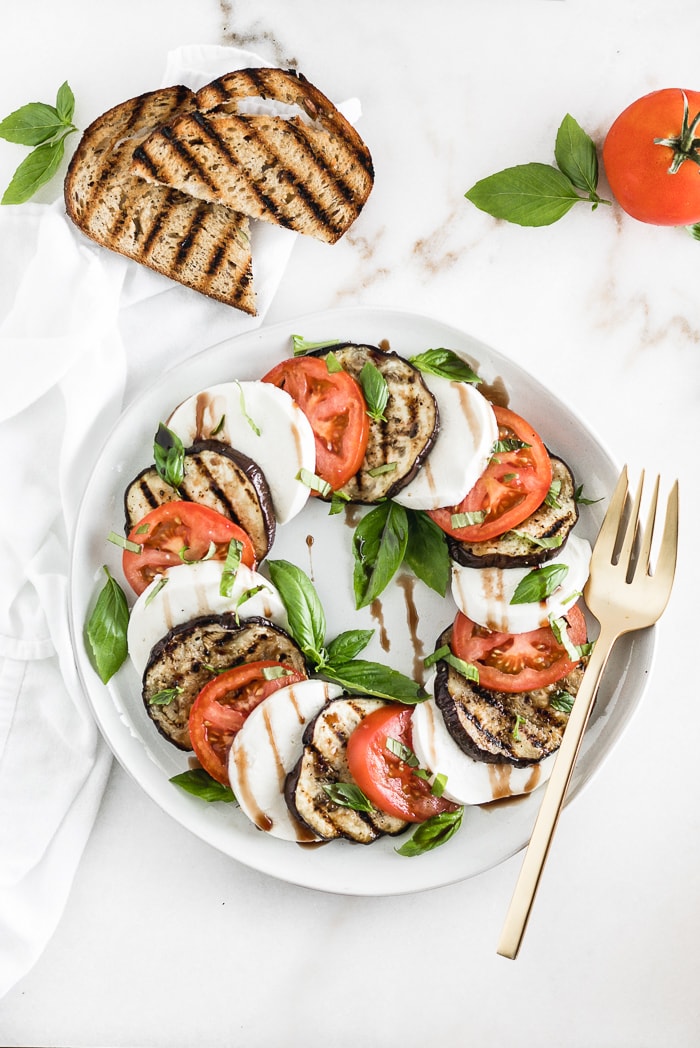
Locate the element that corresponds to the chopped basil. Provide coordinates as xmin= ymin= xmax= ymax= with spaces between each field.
xmin=211 ymin=414 xmax=226 ymax=436
xmin=325 ymin=352 xmax=343 ymax=373
xmin=262 ymin=665 xmax=293 ymax=681
xmin=297 ymin=467 xmax=332 ymax=497
xmin=179 ymin=540 xmax=216 ymax=564
xmin=170 ymin=768 xmax=236 ymax=803
xmin=322 ymin=782 xmax=374 ymax=812
xmin=85 ymin=566 xmax=129 ymax=683
xmin=423 ymin=644 xmax=479 ymax=682
xmin=396 ymin=807 xmax=464 ymax=857
xmin=386 ymin=736 xmax=420 ymax=767
xmin=510 ymin=563 xmax=569 ymax=604
xmin=492 ymin=437 xmax=530 ymax=455
xmin=219 ymin=538 xmax=243 ymax=597
xmin=512 ymin=713 xmax=526 ymax=740
xmin=234 ymin=380 xmax=261 ymax=436
xmin=550 ymin=691 xmax=575 ymax=714
xmin=153 ymin=422 xmax=186 ymax=488
xmin=145 ymin=576 xmax=168 ymax=607
xmin=408 ymin=348 xmax=481 ymax=384
xmin=234 ymin=585 xmax=269 ymax=621
xmin=291 ymin=334 xmax=340 ymax=356
xmin=107 ymin=530 xmax=142 ymax=554
xmin=510 ymin=529 xmax=564 ymax=550
xmin=148 ymin=686 xmax=182 ymax=706
xmin=450 ymin=510 xmax=486 ymax=529
xmin=359 ymin=360 xmax=389 ymax=422
xmin=574 ymin=484 xmax=603 ymax=505
xmin=328 ymin=490 xmax=351 ymax=516
xmin=367 ymin=462 xmax=398 ymax=477
xmin=431 ymin=772 xmax=448 ymax=798
xmin=545 ymin=479 xmax=562 ymax=508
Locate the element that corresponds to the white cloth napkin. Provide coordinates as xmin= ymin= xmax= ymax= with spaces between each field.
xmin=0 ymin=43 xmax=322 ymax=998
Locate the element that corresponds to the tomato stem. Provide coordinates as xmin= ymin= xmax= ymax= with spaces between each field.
xmin=653 ymin=90 xmax=700 ymax=174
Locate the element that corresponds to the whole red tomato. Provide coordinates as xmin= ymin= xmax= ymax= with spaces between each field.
xmin=602 ymin=88 xmax=700 ymax=225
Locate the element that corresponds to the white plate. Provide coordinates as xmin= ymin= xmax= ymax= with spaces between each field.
xmin=69 ymin=306 xmax=653 ymax=896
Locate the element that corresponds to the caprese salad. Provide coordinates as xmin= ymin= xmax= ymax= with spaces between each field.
xmin=85 ymin=337 xmax=597 ymax=857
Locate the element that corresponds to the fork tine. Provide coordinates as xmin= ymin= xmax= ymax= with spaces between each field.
xmin=654 ymin=479 xmax=680 ymax=594
xmin=594 ymin=464 xmax=629 ymax=561
xmin=617 ymin=469 xmax=644 ymax=578
xmin=637 ymin=474 xmax=659 ymax=576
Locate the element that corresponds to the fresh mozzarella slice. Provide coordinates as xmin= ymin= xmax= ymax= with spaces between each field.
xmin=229 ymin=679 xmax=343 ymax=842
xmin=166 ymin=381 xmax=316 ymax=524
xmin=451 ymin=533 xmax=592 ymax=634
xmin=127 ymin=560 xmax=289 ymax=678
xmin=393 ymin=376 xmax=498 ymax=510
xmin=411 ymin=697 xmax=556 ymax=805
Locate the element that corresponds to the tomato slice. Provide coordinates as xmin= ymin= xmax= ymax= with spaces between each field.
xmin=122 ymin=501 xmax=256 ymax=596
xmin=262 ymin=356 xmax=370 ymax=490
xmin=451 ymin=605 xmax=588 ymax=693
xmin=189 ymin=661 xmax=308 ymax=785
xmin=428 ymin=405 xmax=553 ymax=542
xmin=346 ymin=705 xmax=460 ymax=823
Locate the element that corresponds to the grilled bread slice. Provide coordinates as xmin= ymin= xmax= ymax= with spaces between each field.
xmin=130 ymin=67 xmax=374 ymax=244
xmin=64 ymin=86 xmax=256 ymax=313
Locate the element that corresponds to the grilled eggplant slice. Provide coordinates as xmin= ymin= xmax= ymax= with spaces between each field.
xmin=143 ymin=614 xmax=307 ymax=750
xmin=124 ymin=439 xmax=276 ymax=560
xmin=433 ymin=626 xmax=586 ymax=767
xmin=448 ymin=456 xmax=579 ymax=569
xmin=310 ymin=343 xmax=439 ymax=502
xmin=286 ymin=696 xmax=409 ymax=842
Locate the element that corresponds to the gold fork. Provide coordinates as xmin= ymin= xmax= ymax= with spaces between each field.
xmin=497 ymin=465 xmax=679 ymax=960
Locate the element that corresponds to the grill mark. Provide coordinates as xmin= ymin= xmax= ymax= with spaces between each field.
xmin=248 ymin=119 xmax=346 ymax=237
xmin=174 ymin=200 xmax=208 ymax=268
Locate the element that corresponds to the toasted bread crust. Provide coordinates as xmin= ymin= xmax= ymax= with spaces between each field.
xmin=64 ymin=86 xmax=256 ymax=313
xmin=130 ymin=68 xmax=374 ymax=244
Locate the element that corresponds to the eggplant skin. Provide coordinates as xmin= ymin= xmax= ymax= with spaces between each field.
xmin=285 ymin=696 xmax=409 ymax=843
xmin=449 ymin=456 xmax=580 ymax=569
xmin=123 ymin=439 xmax=276 ymax=561
xmin=143 ymin=614 xmax=307 ymax=750
xmin=433 ymin=626 xmax=587 ymax=767
xmin=310 ymin=343 xmax=439 ymax=503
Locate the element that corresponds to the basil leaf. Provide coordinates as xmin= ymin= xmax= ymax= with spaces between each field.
xmin=574 ymin=484 xmax=603 ymax=506
xmin=153 ymin=422 xmax=185 ymax=488
xmin=291 ymin=335 xmax=340 ymax=356
xmin=325 ymin=629 xmax=374 ymax=662
xmin=465 ymin=162 xmax=581 ymax=227
xmin=359 ymin=360 xmax=389 ymax=422
xmin=0 ymin=102 xmax=64 ymax=146
xmin=409 ymin=348 xmax=481 ymax=384
xmin=55 ymin=81 xmax=75 ymax=125
xmin=322 ymin=782 xmax=374 ymax=812
xmin=386 ymin=736 xmax=420 ymax=766
xmin=510 ymin=563 xmax=569 ymax=605
xmin=396 ymin=807 xmax=464 ymax=857
xmin=352 ymin=501 xmax=408 ymax=609
xmin=2 ymin=136 xmax=68 ymax=205
xmin=170 ymin=768 xmax=236 ymax=803
xmin=297 ymin=468 xmax=332 ymax=497
xmin=554 ymin=114 xmax=599 ymax=197
xmin=266 ymin=559 xmax=326 ymax=664
xmin=321 ymin=658 xmax=426 ymax=704
xmin=404 ymin=509 xmax=450 ymax=596
xmin=148 ymin=687 xmax=182 ymax=706
xmin=85 ymin=566 xmax=129 ymax=683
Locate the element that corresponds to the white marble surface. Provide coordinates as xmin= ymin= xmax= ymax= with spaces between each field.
xmin=1 ymin=1 xmax=698 ymax=1045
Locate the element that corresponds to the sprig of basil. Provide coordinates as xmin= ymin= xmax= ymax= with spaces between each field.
xmin=85 ymin=566 xmax=129 ymax=683
xmin=352 ymin=502 xmax=449 ymax=608
xmin=396 ymin=807 xmax=464 ymax=857
xmin=409 ymin=348 xmax=481 ymax=384
xmin=359 ymin=360 xmax=389 ymax=422
xmin=153 ymin=422 xmax=185 ymax=488
xmin=1 ymin=82 xmax=79 ymax=204
xmin=267 ymin=558 xmax=425 ymax=703
xmin=465 ymin=114 xmax=610 ymax=227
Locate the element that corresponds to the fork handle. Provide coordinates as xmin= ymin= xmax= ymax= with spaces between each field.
xmin=496 ymin=624 xmax=619 ymax=959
